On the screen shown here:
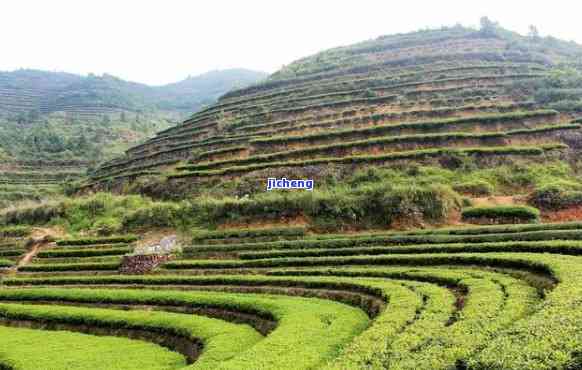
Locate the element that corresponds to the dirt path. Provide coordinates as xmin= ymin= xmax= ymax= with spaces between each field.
xmin=16 ymin=242 xmax=43 ymax=269
xmin=6 ymin=228 xmax=58 ymax=275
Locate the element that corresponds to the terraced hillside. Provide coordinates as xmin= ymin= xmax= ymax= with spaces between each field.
xmin=3 ymin=222 xmax=582 ymax=368
xmin=0 ymin=226 xmax=33 ymax=273
xmin=4 ymin=24 xmax=582 ymax=370
xmin=88 ymin=26 xmax=582 ymax=190
xmin=0 ymin=69 xmax=267 ymax=119
xmin=0 ymin=160 xmax=85 ymax=209
xmin=0 ymin=70 xmax=266 ymax=210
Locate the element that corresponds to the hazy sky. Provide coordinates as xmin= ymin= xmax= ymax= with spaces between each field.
xmin=2 ymin=0 xmax=581 ymax=86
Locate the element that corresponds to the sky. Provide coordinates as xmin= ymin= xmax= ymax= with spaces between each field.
xmin=2 ymin=0 xmax=581 ymax=86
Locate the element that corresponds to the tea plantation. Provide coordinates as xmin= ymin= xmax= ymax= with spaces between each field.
xmin=2 ymin=22 xmax=582 ymax=369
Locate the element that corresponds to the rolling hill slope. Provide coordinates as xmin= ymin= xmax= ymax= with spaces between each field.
xmin=5 ymin=22 xmax=582 ymax=369
xmin=0 ymin=69 xmax=266 ymax=208
xmin=0 ymin=68 xmax=267 ymax=119
xmin=88 ymin=24 xmax=582 ymax=195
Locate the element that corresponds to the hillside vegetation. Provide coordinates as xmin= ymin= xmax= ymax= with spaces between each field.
xmin=0 ymin=69 xmax=266 ymax=209
xmin=87 ymin=23 xmax=582 ymax=228
xmin=3 ymin=21 xmax=582 ymax=369
xmin=0 ymin=69 xmax=267 ymax=119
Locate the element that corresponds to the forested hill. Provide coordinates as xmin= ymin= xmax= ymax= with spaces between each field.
xmin=0 ymin=68 xmax=266 ymax=203
xmin=154 ymin=69 xmax=270 ymax=113
xmin=0 ymin=68 xmax=267 ymax=119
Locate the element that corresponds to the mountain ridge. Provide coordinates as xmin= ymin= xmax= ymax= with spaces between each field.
xmin=0 ymin=68 xmax=268 ymax=119
xmin=87 ymin=23 xmax=582 ymax=200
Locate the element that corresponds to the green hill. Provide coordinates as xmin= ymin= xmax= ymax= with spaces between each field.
xmin=4 ymin=22 xmax=582 ymax=370
xmin=0 ymin=68 xmax=267 ymax=119
xmin=0 ymin=68 xmax=266 ymax=208
xmin=89 ymin=23 xmax=582 ymax=212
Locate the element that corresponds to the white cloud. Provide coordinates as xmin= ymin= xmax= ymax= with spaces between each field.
xmin=1 ymin=0 xmax=580 ymax=85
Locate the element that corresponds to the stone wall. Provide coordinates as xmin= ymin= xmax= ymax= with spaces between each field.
xmin=119 ymin=254 xmax=173 ymax=274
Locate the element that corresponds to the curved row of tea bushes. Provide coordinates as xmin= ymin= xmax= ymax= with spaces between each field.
xmin=0 ymin=286 xmax=370 ymax=369
xmin=1 ymin=266 xmax=542 ymax=369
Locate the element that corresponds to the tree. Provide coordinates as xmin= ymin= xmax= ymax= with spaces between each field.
xmin=479 ymin=16 xmax=499 ymax=37
xmin=528 ymin=25 xmax=540 ymax=40
xmin=16 ymin=112 xmax=26 ymax=125
xmin=0 ymin=148 xmax=11 ymax=161
xmin=26 ymin=109 xmax=40 ymax=122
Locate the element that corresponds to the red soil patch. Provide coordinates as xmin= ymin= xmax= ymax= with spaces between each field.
xmin=542 ymin=206 xmax=582 ymax=222
xmin=471 ymin=196 xmax=520 ymax=207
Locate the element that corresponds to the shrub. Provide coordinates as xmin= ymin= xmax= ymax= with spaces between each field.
xmin=461 ymin=206 xmax=540 ymax=224
xmin=300 ymin=190 xmax=361 ymax=231
xmin=351 ymin=183 xmax=461 ymax=228
xmin=461 ymin=197 xmax=474 ymax=207
xmin=122 ymin=203 xmax=185 ymax=230
xmin=453 ymin=180 xmax=494 ymax=196
xmin=93 ymin=218 xmax=123 ymax=236
xmin=438 ymin=151 xmax=474 ymax=170
xmin=0 ymin=202 xmax=64 ymax=225
xmin=183 ymin=184 xmax=460 ymax=231
xmin=528 ymin=184 xmax=582 ymax=210
xmin=192 ymin=192 xmax=306 ymax=226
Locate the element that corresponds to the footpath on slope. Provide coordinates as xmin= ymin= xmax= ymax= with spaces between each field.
xmin=10 ymin=228 xmax=61 ymax=275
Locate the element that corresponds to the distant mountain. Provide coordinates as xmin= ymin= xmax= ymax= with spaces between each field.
xmin=155 ymin=69 xmax=269 ymax=112
xmin=0 ymin=67 xmax=267 ymax=194
xmin=0 ymin=69 xmax=267 ymax=119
